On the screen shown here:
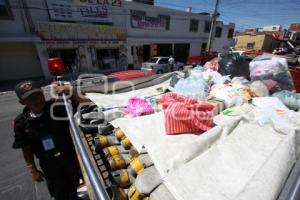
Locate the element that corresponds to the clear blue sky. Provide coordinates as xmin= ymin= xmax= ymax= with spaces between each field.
xmin=155 ymin=0 xmax=300 ymax=30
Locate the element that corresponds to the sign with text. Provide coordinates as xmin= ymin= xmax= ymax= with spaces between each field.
xmin=46 ymin=0 xmax=121 ymax=23
xmin=36 ymin=22 xmax=126 ymax=41
xmin=130 ymin=10 xmax=170 ymax=30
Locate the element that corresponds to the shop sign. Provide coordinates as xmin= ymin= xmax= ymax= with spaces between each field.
xmin=45 ymin=0 xmax=121 ymax=23
xmin=130 ymin=10 xmax=170 ymax=30
xmin=36 ymin=22 xmax=126 ymax=41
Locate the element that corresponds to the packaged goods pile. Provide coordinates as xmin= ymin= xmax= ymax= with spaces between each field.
xmin=76 ymin=55 xmax=300 ymax=200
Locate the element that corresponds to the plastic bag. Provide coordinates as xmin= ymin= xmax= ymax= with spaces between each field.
xmin=192 ymin=65 xmax=204 ymax=71
xmin=218 ymin=54 xmax=250 ymax=79
xmin=204 ymin=57 xmax=220 ymax=71
xmin=231 ymin=77 xmax=250 ymax=86
xmin=170 ymin=73 xmax=181 ymax=88
xmin=174 ymin=76 xmax=209 ymax=101
xmin=249 ymin=55 xmax=295 ymax=93
xmin=252 ymin=97 xmax=300 ymax=134
xmin=210 ymin=84 xmax=250 ymax=108
xmin=202 ymin=69 xmax=231 ymax=85
xmin=126 ymin=97 xmax=154 ymax=117
xmin=249 ymin=81 xmax=269 ymax=97
xmin=272 ymin=90 xmax=300 ymax=110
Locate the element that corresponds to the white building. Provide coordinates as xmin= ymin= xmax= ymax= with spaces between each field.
xmin=0 ymin=0 xmax=234 ymax=81
xmin=258 ymin=25 xmax=282 ymax=32
xmin=211 ymin=21 xmax=235 ymax=54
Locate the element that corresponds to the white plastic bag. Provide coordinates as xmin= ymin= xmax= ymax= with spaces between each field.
xmin=252 ymin=97 xmax=300 ymax=134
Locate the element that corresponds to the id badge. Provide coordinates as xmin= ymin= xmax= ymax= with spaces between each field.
xmin=41 ymin=136 xmax=55 ymax=151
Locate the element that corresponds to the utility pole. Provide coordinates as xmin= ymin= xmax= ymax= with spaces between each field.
xmin=207 ymin=0 xmax=219 ymax=51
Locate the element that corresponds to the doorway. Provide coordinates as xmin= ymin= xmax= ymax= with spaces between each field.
xmin=143 ymin=45 xmax=150 ymax=62
xmin=96 ymin=48 xmax=119 ymax=70
xmin=157 ymin=44 xmax=173 ymax=57
xmin=174 ymin=43 xmax=190 ymax=63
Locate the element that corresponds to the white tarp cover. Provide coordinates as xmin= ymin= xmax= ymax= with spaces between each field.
xmin=86 ymin=86 xmax=299 ymax=200
xmin=164 ymin=117 xmax=297 ymax=200
xmin=111 ymin=112 xmax=229 ymax=178
xmin=85 ymin=79 xmax=170 ymax=108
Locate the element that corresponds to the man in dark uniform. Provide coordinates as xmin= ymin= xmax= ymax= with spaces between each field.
xmin=12 ymin=81 xmax=81 ymax=200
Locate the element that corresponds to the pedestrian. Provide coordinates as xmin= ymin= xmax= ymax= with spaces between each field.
xmin=12 ymin=80 xmax=82 ymax=200
xmin=168 ymin=55 xmax=175 ymax=72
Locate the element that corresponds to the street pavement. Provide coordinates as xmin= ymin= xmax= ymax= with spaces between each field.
xmin=0 ymin=93 xmax=51 ymax=200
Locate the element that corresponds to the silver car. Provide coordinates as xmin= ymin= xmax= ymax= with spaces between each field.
xmin=141 ymin=57 xmax=184 ymax=74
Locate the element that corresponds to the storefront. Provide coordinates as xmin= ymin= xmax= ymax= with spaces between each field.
xmin=0 ymin=42 xmax=43 ymax=81
xmin=35 ymin=22 xmax=127 ymax=77
xmin=126 ymin=6 xmax=208 ymax=68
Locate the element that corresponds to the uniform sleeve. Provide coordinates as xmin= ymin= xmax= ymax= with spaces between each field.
xmin=12 ymin=116 xmax=31 ymax=149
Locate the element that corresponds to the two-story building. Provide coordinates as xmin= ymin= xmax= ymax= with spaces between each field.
xmin=0 ymin=0 xmax=235 ymax=81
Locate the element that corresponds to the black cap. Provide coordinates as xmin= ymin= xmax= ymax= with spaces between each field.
xmin=15 ymin=81 xmax=43 ymax=100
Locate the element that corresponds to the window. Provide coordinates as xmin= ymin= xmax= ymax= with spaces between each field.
xmin=147 ymin=58 xmax=159 ymax=63
xmin=0 ymin=0 xmax=13 ymax=19
xmin=97 ymin=48 xmax=119 ymax=70
xmin=166 ymin=16 xmax=170 ymax=30
xmin=190 ymin=19 xmax=199 ymax=32
xmin=204 ymin=21 xmax=211 ymax=33
xmin=215 ymin=27 xmax=222 ymax=37
xmin=158 ymin=58 xmax=169 ymax=64
xmin=247 ymin=42 xmax=255 ymax=49
xmin=228 ymin=28 xmax=234 ymax=38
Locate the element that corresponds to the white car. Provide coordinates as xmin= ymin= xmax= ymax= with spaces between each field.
xmin=229 ymin=47 xmax=252 ymax=60
xmin=141 ymin=57 xmax=184 ymax=74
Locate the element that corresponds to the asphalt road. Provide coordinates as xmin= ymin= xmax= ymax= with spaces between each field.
xmin=0 ymin=93 xmax=51 ymax=200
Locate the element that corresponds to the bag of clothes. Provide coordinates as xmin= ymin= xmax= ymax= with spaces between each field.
xmin=249 ymin=55 xmax=295 ymax=93
xmin=159 ymin=93 xmax=214 ymax=135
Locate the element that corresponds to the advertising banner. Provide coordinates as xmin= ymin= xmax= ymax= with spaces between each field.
xmin=46 ymin=0 xmax=120 ymax=23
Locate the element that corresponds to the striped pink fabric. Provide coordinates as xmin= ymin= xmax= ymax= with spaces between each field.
xmin=160 ymin=93 xmax=214 ymax=135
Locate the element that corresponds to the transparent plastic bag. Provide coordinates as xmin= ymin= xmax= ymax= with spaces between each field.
xmin=210 ymin=84 xmax=249 ymax=108
xmin=202 ymin=69 xmax=231 ymax=85
xmin=174 ymin=76 xmax=209 ymax=101
xmin=249 ymin=81 xmax=269 ymax=97
xmin=249 ymin=56 xmax=295 ymax=93
xmin=272 ymin=90 xmax=300 ymax=110
xmin=252 ymin=97 xmax=300 ymax=134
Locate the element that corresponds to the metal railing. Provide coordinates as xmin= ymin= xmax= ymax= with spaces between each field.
xmin=278 ymin=158 xmax=300 ymax=200
xmin=62 ymin=94 xmax=110 ymax=200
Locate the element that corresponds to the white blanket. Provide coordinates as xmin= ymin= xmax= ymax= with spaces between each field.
xmin=86 ymin=79 xmax=170 ymax=108
xmin=111 ymin=112 xmax=223 ymax=178
xmin=164 ymin=120 xmax=297 ymax=200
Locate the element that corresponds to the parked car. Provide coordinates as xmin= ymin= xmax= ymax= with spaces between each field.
xmin=272 ymin=48 xmax=299 ymax=65
xmin=141 ymin=57 xmax=184 ymax=74
xmin=187 ymin=51 xmax=218 ymax=66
